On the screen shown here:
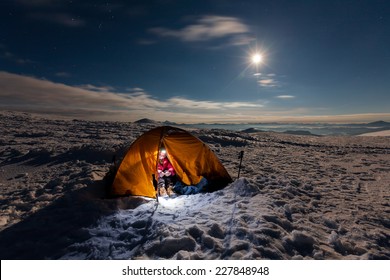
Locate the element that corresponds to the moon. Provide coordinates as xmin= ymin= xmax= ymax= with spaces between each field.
xmin=252 ymin=53 xmax=262 ymax=64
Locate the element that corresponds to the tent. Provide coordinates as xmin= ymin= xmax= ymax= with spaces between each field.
xmin=110 ymin=126 xmax=232 ymax=198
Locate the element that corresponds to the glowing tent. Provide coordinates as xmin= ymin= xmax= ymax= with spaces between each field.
xmin=110 ymin=126 xmax=232 ymax=198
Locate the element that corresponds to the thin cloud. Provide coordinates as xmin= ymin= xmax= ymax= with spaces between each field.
xmin=258 ymin=74 xmax=281 ymax=88
xmin=126 ymin=87 xmax=145 ymax=92
xmin=149 ymin=15 xmax=252 ymax=46
xmin=77 ymin=84 xmax=116 ymax=92
xmin=168 ymin=97 xmax=263 ymax=111
xmin=228 ymin=34 xmax=255 ymax=46
xmin=223 ymin=102 xmax=262 ymax=108
xmin=258 ymin=78 xmax=277 ymax=87
xmin=1 ymin=50 xmax=34 ymax=65
xmin=276 ymin=95 xmax=295 ymax=99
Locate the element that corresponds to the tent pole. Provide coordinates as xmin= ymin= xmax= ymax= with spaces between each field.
xmin=237 ymin=150 xmax=244 ymax=179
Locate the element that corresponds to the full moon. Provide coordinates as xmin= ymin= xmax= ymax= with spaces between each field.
xmin=252 ymin=53 xmax=262 ymax=64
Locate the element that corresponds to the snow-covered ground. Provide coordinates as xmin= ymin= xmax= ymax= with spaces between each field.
xmin=358 ymin=130 xmax=390 ymax=137
xmin=0 ymin=111 xmax=389 ymax=259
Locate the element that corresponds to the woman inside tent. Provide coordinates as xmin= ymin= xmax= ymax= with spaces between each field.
xmin=157 ymin=149 xmax=176 ymax=197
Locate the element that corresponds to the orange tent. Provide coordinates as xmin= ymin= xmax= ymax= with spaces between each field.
xmin=110 ymin=126 xmax=232 ymax=198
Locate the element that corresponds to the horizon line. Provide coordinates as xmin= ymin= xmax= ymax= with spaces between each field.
xmin=1 ymin=109 xmax=390 ymax=125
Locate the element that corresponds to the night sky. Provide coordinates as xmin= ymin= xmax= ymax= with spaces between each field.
xmin=1 ymin=0 xmax=389 ymax=123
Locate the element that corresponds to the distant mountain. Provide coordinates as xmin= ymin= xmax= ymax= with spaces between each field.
xmin=283 ymin=130 xmax=320 ymax=136
xmin=241 ymin=128 xmax=264 ymax=133
xmin=133 ymin=119 xmax=183 ymax=126
xmin=366 ymin=121 xmax=390 ymax=127
xmin=134 ymin=118 xmax=159 ymax=124
xmin=163 ymin=120 xmax=178 ymax=125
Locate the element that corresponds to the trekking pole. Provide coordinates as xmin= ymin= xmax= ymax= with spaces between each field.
xmin=237 ymin=150 xmax=244 ymax=179
xmin=152 ymin=174 xmax=159 ymax=203
xmin=112 ymin=155 xmax=117 ymax=169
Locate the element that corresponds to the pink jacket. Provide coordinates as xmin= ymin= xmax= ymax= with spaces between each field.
xmin=157 ymin=158 xmax=175 ymax=176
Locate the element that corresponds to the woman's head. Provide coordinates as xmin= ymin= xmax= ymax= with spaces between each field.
xmin=159 ymin=150 xmax=167 ymax=160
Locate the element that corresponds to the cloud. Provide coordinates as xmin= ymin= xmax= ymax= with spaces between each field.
xmin=258 ymin=79 xmax=277 ymax=87
xmin=126 ymin=87 xmax=145 ymax=92
xmin=1 ymin=50 xmax=34 ymax=65
xmin=258 ymin=74 xmax=281 ymax=88
xmin=0 ymin=72 xmax=127 ymax=110
xmin=0 ymin=71 xmax=264 ymax=122
xmin=149 ymin=15 xmax=252 ymax=46
xmin=77 ymin=84 xmax=116 ymax=92
xmin=276 ymin=95 xmax=295 ymax=99
xmin=168 ymin=97 xmax=262 ymax=111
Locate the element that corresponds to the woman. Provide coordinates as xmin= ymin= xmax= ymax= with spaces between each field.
xmin=156 ymin=149 xmax=176 ymax=197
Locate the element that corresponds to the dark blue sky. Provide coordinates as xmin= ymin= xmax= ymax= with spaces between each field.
xmin=1 ymin=0 xmax=389 ymax=122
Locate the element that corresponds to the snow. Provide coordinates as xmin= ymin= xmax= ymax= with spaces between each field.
xmin=0 ymin=111 xmax=389 ymax=260
xmin=358 ymin=130 xmax=390 ymax=137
